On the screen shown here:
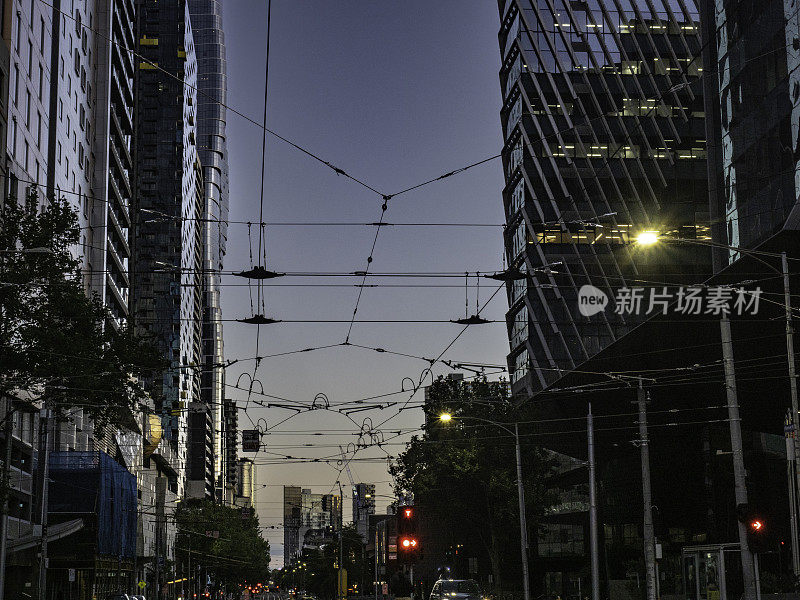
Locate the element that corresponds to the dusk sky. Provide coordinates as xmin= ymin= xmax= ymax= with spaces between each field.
xmin=221 ymin=2 xmax=508 ymax=566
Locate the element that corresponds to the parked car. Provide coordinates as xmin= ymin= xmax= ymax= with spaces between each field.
xmin=430 ymin=579 xmax=483 ymax=600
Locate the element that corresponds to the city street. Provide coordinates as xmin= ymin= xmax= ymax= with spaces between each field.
xmin=2 ymin=1 xmax=800 ymax=600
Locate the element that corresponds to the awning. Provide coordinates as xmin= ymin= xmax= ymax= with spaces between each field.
xmin=6 ymin=518 xmax=84 ymax=553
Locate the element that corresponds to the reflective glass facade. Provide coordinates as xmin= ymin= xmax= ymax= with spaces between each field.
xmin=133 ymin=0 xmax=202 ymax=496
xmin=188 ymin=0 xmax=229 ymax=500
xmin=498 ymin=0 xmax=712 ymax=394
xmin=703 ymin=0 xmax=800 ymax=267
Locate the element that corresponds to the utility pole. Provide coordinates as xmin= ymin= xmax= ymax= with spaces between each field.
xmin=36 ymin=405 xmax=52 ymax=600
xmin=514 ymin=422 xmax=531 ymax=600
xmin=0 ymin=398 xmax=14 ymax=600
xmin=720 ymin=315 xmax=757 ymax=600
xmin=587 ymin=404 xmax=600 ymax=600
xmin=782 ymin=251 xmax=800 ymax=575
xmin=636 ymin=381 xmax=656 ymax=600
xmin=787 ymin=409 xmax=800 ymax=575
xmin=339 ymin=481 xmax=344 ymax=600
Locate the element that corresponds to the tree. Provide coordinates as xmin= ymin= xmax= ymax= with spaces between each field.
xmin=0 ymin=193 xmax=164 ymax=429
xmin=390 ymin=376 xmax=555 ymax=593
xmin=175 ymin=499 xmax=271 ymax=597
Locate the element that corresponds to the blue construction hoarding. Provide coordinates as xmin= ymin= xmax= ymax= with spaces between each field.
xmin=48 ymin=451 xmax=137 ymax=558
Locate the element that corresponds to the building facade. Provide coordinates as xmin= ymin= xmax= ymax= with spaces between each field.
xmin=187 ymin=0 xmax=229 ymax=502
xmin=498 ymin=0 xmax=711 ymax=395
xmin=353 ymin=483 xmax=376 ymax=543
xmin=133 ymin=0 xmax=203 ymax=497
xmin=283 ymin=486 xmax=342 ymax=565
xmin=235 ymin=457 xmax=256 ymax=507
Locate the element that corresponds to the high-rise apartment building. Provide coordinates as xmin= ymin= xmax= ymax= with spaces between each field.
xmin=8 ymin=0 xmax=137 ymax=456
xmin=352 ymin=483 xmax=376 ymax=543
xmin=498 ymin=0 xmax=710 ymax=395
xmin=223 ymin=397 xmax=238 ymax=501
xmin=187 ymin=0 xmax=229 ymax=501
xmin=283 ymin=486 xmax=342 ymax=565
xmin=133 ymin=0 xmax=203 ymax=497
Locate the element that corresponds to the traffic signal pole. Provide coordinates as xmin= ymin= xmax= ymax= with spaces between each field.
xmin=514 ymin=423 xmax=531 ymax=600
xmin=636 ymin=381 xmax=656 ymax=600
xmin=720 ymin=315 xmax=757 ymax=600
xmin=782 ymin=251 xmax=800 ymax=576
xmin=587 ymin=405 xmax=600 ymax=600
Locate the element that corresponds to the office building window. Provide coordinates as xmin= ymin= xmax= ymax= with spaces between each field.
xmin=13 ymin=64 xmax=18 ymax=105
xmin=57 ymin=140 xmax=62 ymax=164
xmin=11 ymin=118 xmax=17 ymax=157
xmin=40 ymin=17 xmax=45 ymax=54
xmin=37 ymin=63 xmax=42 ymax=100
xmin=36 ymin=111 xmax=40 ymax=147
xmin=27 ymin=39 xmax=32 ymax=74
xmin=25 ymin=89 xmax=30 ymax=127
xmin=24 ymin=140 xmax=29 ymax=172
xmin=15 ymin=16 xmax=20 ymax=54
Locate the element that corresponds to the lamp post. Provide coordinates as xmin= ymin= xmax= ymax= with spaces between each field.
xmin=438 ymin=412 xmax=530 ymax=600
xmin=634 ymin=231 xmax=797 ymax=599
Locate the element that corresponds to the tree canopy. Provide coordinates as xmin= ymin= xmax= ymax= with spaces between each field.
xmin=390 ymin=376 xmax=555 ymax=592
xmin=175 ymin=499 xmax=271 ymax=594
xmin=276 ymin=524 xmax=367 ymax=600
xmin=0 ymin=194 xmax=164 ymax=428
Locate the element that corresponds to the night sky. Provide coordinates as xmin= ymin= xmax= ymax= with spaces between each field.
xmin=222 ymin=1 xmax=507 ymax=566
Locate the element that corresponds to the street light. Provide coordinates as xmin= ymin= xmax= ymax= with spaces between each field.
xmin=636 ymin=231 xmax=660 ymax=245
xmin=632 ymin=230 xmax=786 ymax=600
xmin=438 ymin=412 xmax=530 ymax=600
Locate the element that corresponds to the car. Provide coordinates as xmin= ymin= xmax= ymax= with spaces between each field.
xmin=429 ymin=579 xmax=483 ymax=600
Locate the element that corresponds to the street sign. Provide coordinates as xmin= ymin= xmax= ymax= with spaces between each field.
xmin=68 ymin=569 xmax=76 ymax=582
xmin=138 ymin=581 xmax=147 ymax=590
xmin=242 ymin=430 xmax=260 ymax=452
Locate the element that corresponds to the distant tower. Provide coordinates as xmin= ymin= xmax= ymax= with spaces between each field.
xmin=352 ymin=483 xmax=376 ymax=542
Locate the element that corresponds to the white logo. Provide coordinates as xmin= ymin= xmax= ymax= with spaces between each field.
xmin=578 ymin=285 xmax=608 ymax=316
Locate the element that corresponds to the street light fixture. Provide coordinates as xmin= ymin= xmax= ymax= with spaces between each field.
xmin=631 ymin=230 xmax=783 ymax=599
xmin=636 ymin=231 xmax=660 ymax=245
xmin=438 ymin=412 xmax=530 ymax=600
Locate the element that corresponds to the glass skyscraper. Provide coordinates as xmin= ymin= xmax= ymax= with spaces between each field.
xmin=498 ymin=0 xmax=712 ymax=395
xmin=188 ymin=0 xmax=230 ymax=500
xmin=133 ymin=0 xmax=203 ymax=497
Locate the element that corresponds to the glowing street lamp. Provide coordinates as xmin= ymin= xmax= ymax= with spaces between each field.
xmin=636 ymin=231 xmax=660 ymax=245
xmin=438 ymin=412 xmax=452 ymax=422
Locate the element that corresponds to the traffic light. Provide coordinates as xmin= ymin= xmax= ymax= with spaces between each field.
xmin=737 ymin=503 xmax=771 ymax=554
xmin=397 ymin=505 xmax=420 ymax=561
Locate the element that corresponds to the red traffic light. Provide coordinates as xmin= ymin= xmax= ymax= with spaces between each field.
xmin=399 ymin=536 xmax=418 ymax=549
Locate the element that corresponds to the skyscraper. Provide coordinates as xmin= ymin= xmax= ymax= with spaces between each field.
xmin=283 ymin=486 xmax=342 ymax=565
xmin=133 ymin=0 xmax=203 ymax=497
xmin=352 ymin=483 xmax=376 ymax=543
xmin=700 ymin=0 xmax=800 ymax=266
xmin=188 ymin=0 xmax=229 ymax=501
xmin=498 ymin=0 xmax=711 ymax=395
